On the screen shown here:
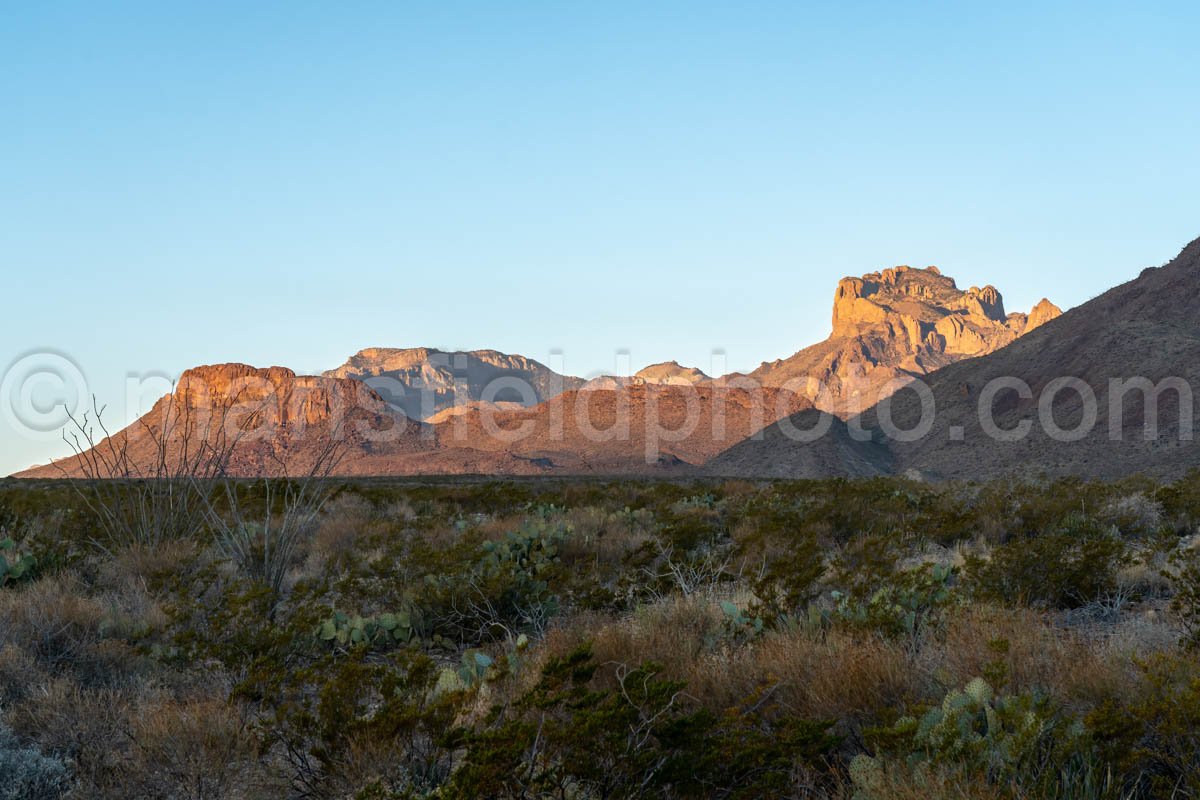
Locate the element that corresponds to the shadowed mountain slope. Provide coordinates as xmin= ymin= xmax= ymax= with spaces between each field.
xmin=711 ymin=236 xmax=1200 ymax=481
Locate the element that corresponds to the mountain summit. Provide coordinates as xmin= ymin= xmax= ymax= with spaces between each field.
xmin=737 ymin=265 xmax=1060 ymax=414
xmin=324 ymin=347 xmax=584 ymax=421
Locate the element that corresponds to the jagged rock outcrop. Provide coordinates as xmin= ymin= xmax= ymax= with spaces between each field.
xmin=325 ymin=347 xmax=585 ymax=421
xmin=737 ymin=265 xmax=1058 ymax=414
xmin=1025 ymin=298 xmax=1063 ymax=332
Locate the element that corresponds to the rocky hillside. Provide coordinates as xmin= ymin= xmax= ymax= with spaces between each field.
xmin=18 ymin=365 xmax=821 ymax=478
xmin=874 ymin=236 xmax=1200 ymax=480
xmin=19 ymin=364 xmax=433 ymax=478
xmin=433 ymin=383 xmax=817 ymax=472
xmin=733 ymin=265 xmax=1060 ymax=414
xmin=635 ymin=361 xmax=710 ymax=385
xmin=712 ymin=236 xmax=1200 ymax=481
xmin=325 ymin=347 xmax=585 ymax=421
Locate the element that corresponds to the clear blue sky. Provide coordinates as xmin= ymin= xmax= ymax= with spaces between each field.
xmin=3 ymin=1 xmax=1199 ymax=475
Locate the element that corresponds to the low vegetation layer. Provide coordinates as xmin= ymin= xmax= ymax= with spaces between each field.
xmin=3 ymin=473 xmax=1200 ymax=799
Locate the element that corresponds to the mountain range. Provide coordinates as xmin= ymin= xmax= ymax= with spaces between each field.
xmin=21 ymin=238 xmax=1200 ymax=482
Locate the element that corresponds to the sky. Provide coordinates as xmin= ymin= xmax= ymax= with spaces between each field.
xmin=2 ymin=1 xmax=1199 ymax=475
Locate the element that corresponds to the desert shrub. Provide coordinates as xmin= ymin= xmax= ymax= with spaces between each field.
xmin=733 ymin=497 xmax=825 ymax=621
xmin=0 ymin=719 xmax=70 ymax=800
xmin=830 ymin=532 xmax=908 ymax=598
xmin=1079 ymin=653 xmax=1200 ymax=799
xmin=305 ymin=492 xmax=380 ymax=573
xmin=1 ymin=476 xmax=1198 ymax=798
xmin=121 ymin=695 xmax=266 ymax=800
xmin=1101 ymin=492 xmax=1166 ymax=538
xmin=1163 ymin=544 xmax=1200 ymax=648
xmin=832 ymin=563 xmax=956 ymax=639
xmin=419 ymin=517 xmax=570 ymax=643
xmin=1153 ymin=469 xmax=1200 ymax=534
xmin=966 ymin=516 xmax=1129 ymax=609
xmin=446 ymin=644 xmax=837 ymax=799
xmin=263 ymin=651 xmax=459 ymax=799
xmin=555 ymin=506 xmax=657 ymax=610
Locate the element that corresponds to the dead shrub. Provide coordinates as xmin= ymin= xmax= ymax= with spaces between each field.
xmin=305 ymin=492 xmax=379 ymax=573
xmin=126 ymin=695 xmax=266 ymax=800
xmin=0 ymin=575 xmax=105 ymax=672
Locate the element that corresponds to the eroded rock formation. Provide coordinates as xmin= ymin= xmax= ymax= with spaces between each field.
xmin=744 ymin=265 xmax=1060 ymax=414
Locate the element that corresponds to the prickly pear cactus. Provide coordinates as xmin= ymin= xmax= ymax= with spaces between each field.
xmin=866 ymin=677 xmax=1077 ymax=785
xmin=317 ymin=607 xmax=419 ymax=650
xmin=0 ymin=537 xmax=37 ymax=588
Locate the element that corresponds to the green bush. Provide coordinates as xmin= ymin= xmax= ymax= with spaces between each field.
xmin=1164 ymin=546 xmax=1200 ymax=648
xmin=1083 ymin=653 xmax=1200 ymax=798
xmin=966 ymin=516 xmax=1129 ymax=609
xmin=446 ymin=644 xmax=838 ymax=799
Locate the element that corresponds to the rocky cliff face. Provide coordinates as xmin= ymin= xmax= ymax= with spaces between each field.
xmin=173 ymin=363 xmax=391 ymax=431
xmin=325 ymin=348 xmax=585 ymax=421
xmin=19 ymin=364 xmax=429 ymax=478
xmin=746 ymin=265 xmax=1060 ymax=414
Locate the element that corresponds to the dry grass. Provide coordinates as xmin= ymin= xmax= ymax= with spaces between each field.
xmin=0 ymin=574 xmax=106 ymax=672
xmin=560 ymin=505 xmax=655 ymax=568
xmin=836 ymin=761 xmax=1009 ymax=800
xmin=589 ymin=594 xmax=727 ymax=668
xmin=751 ymin=631 xmax=920 ymax=723
xmin=535 ymin=595 xmax=920 ymax=730
xmin=305 ymin=492 xmax=378 ymax=570
xmin=103 ymin=539 xmax=200 ymax=587
xmin=929 ymin=605 xmax=1126 ymax=709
